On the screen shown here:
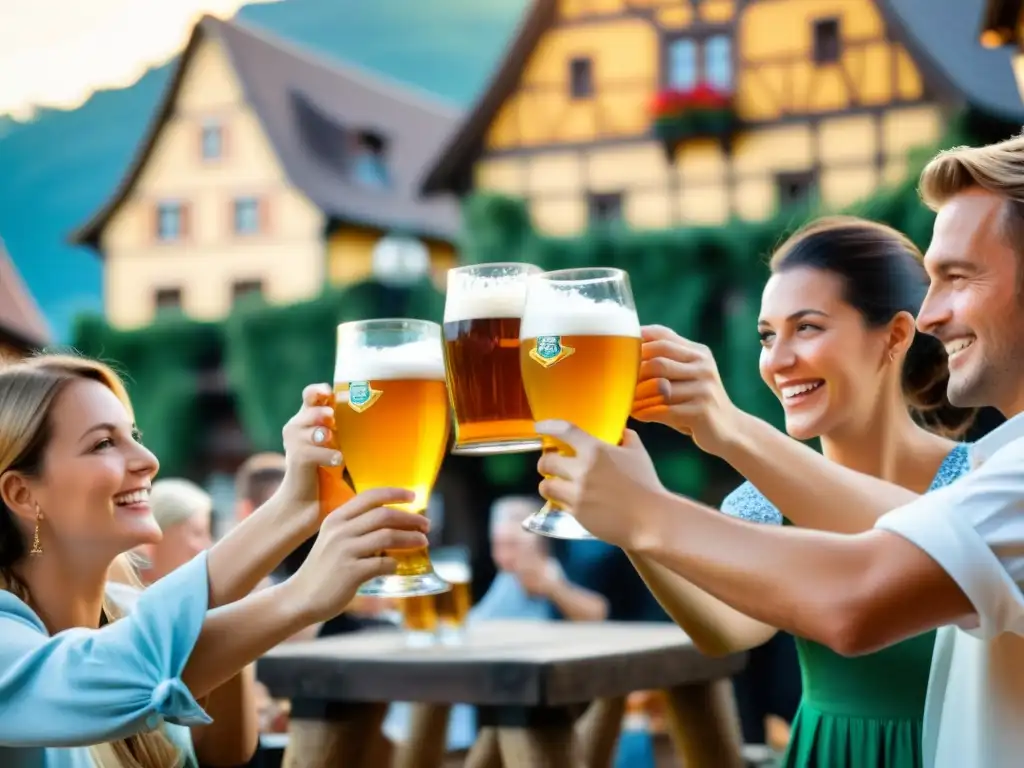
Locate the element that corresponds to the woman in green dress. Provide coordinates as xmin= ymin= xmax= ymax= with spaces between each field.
xmin=629 ymin=216 xmax=975 ymax=767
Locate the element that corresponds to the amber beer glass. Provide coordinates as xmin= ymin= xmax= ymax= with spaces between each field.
xmin=333 ymin=319 xmax=451 ymax=597
xmin=432 ymin=546 xmax=473 ymax=644
xmin=443 ymin=263 xmax=542 ymax=455
xmin=519 ymin=268 xmax=641 ymax=539
xmin=400 ymin=594 xmax=439 ymax=647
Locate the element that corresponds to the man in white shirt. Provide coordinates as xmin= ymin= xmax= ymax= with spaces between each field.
xmin=532 ymin=134 xmax=1024 ymax=767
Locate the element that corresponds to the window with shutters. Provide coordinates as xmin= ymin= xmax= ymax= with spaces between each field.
xmin=155 ymin=201 xmax=188 ymax=242
xmin=233 ymin=197 xmax=262 ymax=235
xmin=664 ymin=35 xmax=733 ymax=91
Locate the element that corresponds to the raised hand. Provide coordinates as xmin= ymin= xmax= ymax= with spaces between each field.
xmin=276 ymin=383 xmax=343 ymax=518
xmin=632 ymin=325 xmax=740 ymax=455
xmin=535 ymin=421 xmax=665 ymax=549
xmin=288 ymin=487 xmax=428 ymax=622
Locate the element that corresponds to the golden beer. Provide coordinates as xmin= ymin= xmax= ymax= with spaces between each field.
xmin=443 ymin=263 xmax=541 ymax=455
xmin=400 ymin=594 xmax=439 ymax=633
xmin=333 ymin=319 xmax=451 ymax=597
xmin=433 ymin=561 xmax=472 ymax=628
xmin=519 ymin=269 xmax=641 ymax=539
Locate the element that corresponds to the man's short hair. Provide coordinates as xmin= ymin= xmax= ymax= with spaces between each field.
xmin=919 ymin=133 xmax=1024 ymax=272
xmin=235 ymin=452 xmax=286 ymax=507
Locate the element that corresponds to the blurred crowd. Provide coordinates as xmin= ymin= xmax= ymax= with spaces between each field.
xmin=139 ymin=451 xmax=797 ymax=767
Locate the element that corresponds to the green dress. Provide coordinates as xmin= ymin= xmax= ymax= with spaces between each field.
xmin=720 ymin=444 xmax=971 ymax=768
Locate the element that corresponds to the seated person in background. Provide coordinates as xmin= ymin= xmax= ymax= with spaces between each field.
xmin=474 ymin=495 xmax=608 ymax=622
xmin=235 ymin=452 xmax=289 ymax=524
xmin=382 ymin=496 xmax=609 ymax=753
xmin=143 ymin=479 xmax=214 ymax=584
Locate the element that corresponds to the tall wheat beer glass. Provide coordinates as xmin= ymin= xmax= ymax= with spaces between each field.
xmin=519 ymin=268 xmax=641 ymax=539
xmin=443 ymin=263 xmax=542 ymax=455
xmin=333 ymin=319 xmax=451 ymax=597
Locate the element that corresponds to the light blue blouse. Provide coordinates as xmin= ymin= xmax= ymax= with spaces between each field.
xmin=0 ymin=552 xmax=211 ymax=767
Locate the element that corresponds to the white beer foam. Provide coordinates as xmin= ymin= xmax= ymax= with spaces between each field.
xmin=334 ymin=339 xmax=446 ymax=383
xmin=520 ymin=291 xmax=641 ymax=339
xmin=444 ymin=279 xmax=528 ymax=323
xmin=434 ymin=560 xmax=471 ymax=583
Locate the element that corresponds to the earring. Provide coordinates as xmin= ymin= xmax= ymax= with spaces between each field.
xmin=29 ymin=505 xmax=43 ymax=556
xmin=888 ymin=349 xmax=896 ymax=363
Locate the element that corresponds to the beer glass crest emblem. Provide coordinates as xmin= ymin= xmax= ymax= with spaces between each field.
xmin=529 ymin=335 xmax=575 ymax=368
xmin=346 ymin=381 xmax=382 ymax=413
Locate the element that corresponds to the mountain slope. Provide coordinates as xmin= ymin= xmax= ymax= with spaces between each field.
xmin=0 ymin=0 xmax=526 ymax=341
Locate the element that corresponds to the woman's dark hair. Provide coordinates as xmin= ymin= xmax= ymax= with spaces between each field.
xmin=769 ymin=216 xmax=976 ymax=438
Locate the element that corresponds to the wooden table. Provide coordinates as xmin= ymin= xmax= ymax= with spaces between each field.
xmin=257 ymin=620 xmax=746 ymax=768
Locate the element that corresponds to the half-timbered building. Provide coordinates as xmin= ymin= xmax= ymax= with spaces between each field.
xmin=422 ymin=0 xmax=1024 ymax=234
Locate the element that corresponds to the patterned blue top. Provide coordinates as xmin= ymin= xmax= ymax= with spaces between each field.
xmin=0 ymin=553 xmax=210 ymax=767
xmin=721 ymin=443 xmax=972 ymax=525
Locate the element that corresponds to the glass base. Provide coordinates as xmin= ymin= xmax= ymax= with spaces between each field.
xmin=357 ymin=570 xmax=451 ymax=598
xmin=403 ymin=629 xmax=437 ymax=648
xmin=438 ymin=625 xmax=467 ymax=646
xmin=451 ymin=438 xmax=543 ymax=456
xmin=522 ymin=504 xmax=595 ymax=540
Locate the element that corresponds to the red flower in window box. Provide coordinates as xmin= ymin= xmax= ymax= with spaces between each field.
xmin=649 ymin=83 xmax=734 ymax=144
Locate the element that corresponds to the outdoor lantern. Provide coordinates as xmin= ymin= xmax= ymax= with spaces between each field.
xmin=372 ymin=234 xmax=430 ymax=288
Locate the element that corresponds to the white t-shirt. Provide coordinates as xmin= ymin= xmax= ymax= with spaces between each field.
xmin=875 ymin=413 xmax=1024 ymax=768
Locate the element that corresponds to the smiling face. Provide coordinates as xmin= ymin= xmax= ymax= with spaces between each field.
xmin=5 ymin=378 xmax=163 ymax=561
xmin=758 ymin=267 xmax=902 ymax=440
xmin=918 ymin=189 xmax=1024 ymax=416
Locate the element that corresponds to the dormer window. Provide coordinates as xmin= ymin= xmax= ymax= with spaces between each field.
xmin=200 ymin=121 xmax=223 ymax=161
xmin=351 ymin=131 xmax=390 ymax=189
xmin=291 ymin=90 xmax=348 ymax=174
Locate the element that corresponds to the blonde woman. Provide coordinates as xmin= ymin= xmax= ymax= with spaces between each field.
xmin=0 ymin=355 xmax=429 ymax=767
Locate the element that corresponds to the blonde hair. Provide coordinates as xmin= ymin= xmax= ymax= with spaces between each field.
xmin=150 ymin=479 xmax=211 ymax=532
xmin=919 ymin=134 xmax=1024 ymax=264
xmin=0 ymin=354 xmax=183 ymax=768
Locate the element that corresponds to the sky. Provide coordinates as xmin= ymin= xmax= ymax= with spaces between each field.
xmin=0 ymin=0 xmax=279 ymax=118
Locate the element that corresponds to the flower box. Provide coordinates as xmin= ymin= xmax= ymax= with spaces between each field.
xmin=649 ymin=84 xmax=735 ymax=146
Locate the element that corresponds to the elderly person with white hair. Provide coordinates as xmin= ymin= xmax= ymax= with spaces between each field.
xmin=140 ymin=479 xmax=214 ymax=585
xmin=475 ymin=495 xmax=609 ymax=621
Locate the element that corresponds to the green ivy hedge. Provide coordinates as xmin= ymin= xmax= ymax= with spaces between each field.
xmin=71 ymin=109 xmax=1012 ymax=496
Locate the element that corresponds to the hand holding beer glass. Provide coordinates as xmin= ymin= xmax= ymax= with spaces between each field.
xmin=333 ymin=319 xmax=451 ymax=597
xmin=519 ymin=268 xmax=642 ymax=539
xmin=443 ymin=263 xmax=542 ymax=455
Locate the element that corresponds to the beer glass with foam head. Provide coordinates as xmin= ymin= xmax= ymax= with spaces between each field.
xmin=333 ymin=319 xmax=451 ymax=597
xmin=432 ymin=546 xmax=473 ymax=644
xmin=443 ymin=263 xmax=543 ymax=455
xmin=519 ymin=268 xmax=642 ymax=539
